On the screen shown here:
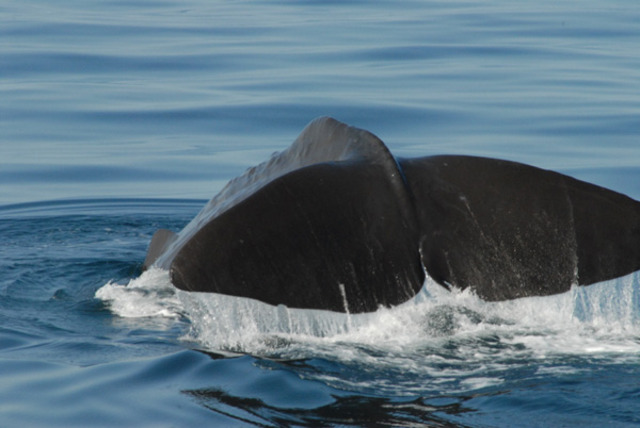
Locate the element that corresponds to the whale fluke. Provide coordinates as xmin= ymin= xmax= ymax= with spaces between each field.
xmin=145 ymin=117 xmax=640 ymax=312
xmin=401 ymin=155 xmax=640 ymax=301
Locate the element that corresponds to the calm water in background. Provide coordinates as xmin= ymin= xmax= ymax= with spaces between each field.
xmin=2 ymin=1 xmax=640 ymax=426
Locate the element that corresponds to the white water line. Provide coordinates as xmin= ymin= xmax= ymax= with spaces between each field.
xmin=338 ymin=282 xmax=353 ymax=329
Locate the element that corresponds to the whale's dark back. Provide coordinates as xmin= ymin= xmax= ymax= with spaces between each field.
xmin=146 ymin=117 xmax=640 ymax=312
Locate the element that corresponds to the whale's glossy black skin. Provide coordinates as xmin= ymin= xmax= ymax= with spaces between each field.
xmin=144 ymin=117 xmax=640 ymax=313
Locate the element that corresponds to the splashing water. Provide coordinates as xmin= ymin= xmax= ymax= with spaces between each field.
xmin=96 ymin=268 xmax=640 ymax=395
xmin=96 ymin=268 xmax=183 ymax=319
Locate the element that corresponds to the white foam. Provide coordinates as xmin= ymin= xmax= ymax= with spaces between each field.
xmin=97 ymin=270 xmax=640 ymax=351
xmin=96 ymin=267 xmax=182 ymax=319
xmin=96 ymin=269 xmax=640 ymax=394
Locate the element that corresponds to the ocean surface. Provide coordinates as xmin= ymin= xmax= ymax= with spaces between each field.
xmin=2 ymin=0 xmax=640 ymax=426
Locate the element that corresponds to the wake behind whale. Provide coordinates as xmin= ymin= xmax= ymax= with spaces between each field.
xmin=143 ymin=117 xmax=640 ymax=313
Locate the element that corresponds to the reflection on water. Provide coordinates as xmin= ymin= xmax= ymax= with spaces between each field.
xmin=187 ymin=386 xmax=475 ymax=428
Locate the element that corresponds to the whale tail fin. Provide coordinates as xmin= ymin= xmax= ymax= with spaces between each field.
xmin=142 ymin=117 xmax=640 ymax=311
xmin=143 ymin=229 xmax=177 ymax=270
xmin=401 ymin=155 xmax=640 ymax=301
xmin=169 ymin=160 xmax=425 ymax=313
xmin=163 ymin=117 xmax=425 ymax=313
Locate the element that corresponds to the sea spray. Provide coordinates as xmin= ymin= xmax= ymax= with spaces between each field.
xmin=96 ymin=270 xmax=640 ymax=394
xmin=96 ymin=267 xmax=181 ymax=319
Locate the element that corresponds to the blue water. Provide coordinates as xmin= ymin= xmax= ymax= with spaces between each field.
xmin=2 ymin=1 xmax=640 ymax=426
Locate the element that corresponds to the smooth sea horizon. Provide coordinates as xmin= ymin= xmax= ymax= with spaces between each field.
xmin=2 ymin=1 xmax=639 ymax=426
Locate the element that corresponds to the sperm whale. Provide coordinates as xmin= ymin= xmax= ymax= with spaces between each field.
xmin=144 ymin=117 xmax=640 ymax=313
